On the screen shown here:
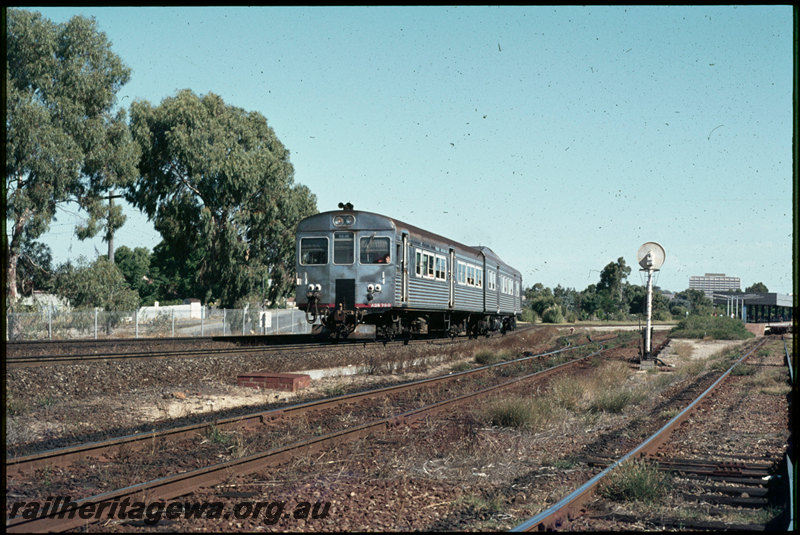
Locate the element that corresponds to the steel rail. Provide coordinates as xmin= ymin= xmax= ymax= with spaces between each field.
xmin=7 ymin=343 xmax=329 ymax=367
xmin=6 ymin=338 xmax=607 ymax=478
xmin=5 ymin=330 xmax=498 ymax=368
xmin=511 ymin=337 xmax=769 ymax=532
xmin=6 ymin=346 xmax=608 ymax=533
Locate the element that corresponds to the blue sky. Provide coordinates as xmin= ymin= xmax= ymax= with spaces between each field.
xmin=17 ymin=6 xmax=794 ymax=294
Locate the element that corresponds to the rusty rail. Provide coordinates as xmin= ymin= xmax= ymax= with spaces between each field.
xmin=7 ymin=346 xmax=608 ymax=532
xmin=511 ymin=337 xmax=769 ymax=532
xmin=7 ymin=338 xmax=607 ymax=478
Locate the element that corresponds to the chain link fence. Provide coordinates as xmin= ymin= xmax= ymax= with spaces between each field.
xmin=6 ymin=307 xmax=313 ymax=341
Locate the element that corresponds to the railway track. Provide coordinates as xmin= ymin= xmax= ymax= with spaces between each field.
xmin=6 ymin=336 xmax=623 ymax=532
xmin=511 ymin=336 xmax=793 ymax=532
xmin=5 ymin=331 xmax=510 ymax=368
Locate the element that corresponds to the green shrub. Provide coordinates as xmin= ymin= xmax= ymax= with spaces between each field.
xmin=670 ymin=315 xmax=754 ymax=340
xmin=541 ymin=305 xmax=564 ymax=324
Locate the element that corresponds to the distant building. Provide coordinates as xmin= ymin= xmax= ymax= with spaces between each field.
xmin=689 ymin=273 xmax=741 ymax=297
xmin=19 ymin=291 xmax=70 ymax=311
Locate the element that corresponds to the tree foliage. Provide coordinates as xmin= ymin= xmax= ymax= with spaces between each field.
xmin=745 ymin=282 xmax=769 ymax=293
xmin=5 ymin=9 xmax=137 ymax=302
xmin=522 ymin=257 xmax=679 ymax=323
xmin=128 ymin=90 xmax=317 ymax=308
xmin=114 ymin=245 xmax=159 ymax=305
xmin=53 ymin=257 xmax=139 ymax=311
xmin=15 ymin=241 xmax=55 ymax=296
xmin=672 ymin=289 xmax=713 ymax=316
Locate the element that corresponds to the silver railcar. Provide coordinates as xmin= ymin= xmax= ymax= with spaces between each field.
xmin=295 ymin=207 xmax=521 ymax=339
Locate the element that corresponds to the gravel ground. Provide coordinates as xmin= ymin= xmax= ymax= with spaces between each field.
xmin=5 ymin=326 xmax=564 ymax=454
xmin=8 ymin=326 xmax=784 ymax=533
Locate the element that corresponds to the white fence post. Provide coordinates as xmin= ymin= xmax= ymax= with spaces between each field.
xmin=94 ymin=308 xmax=98 ymax=340
xmin=48 ymin=307 xmax=52 ymax=340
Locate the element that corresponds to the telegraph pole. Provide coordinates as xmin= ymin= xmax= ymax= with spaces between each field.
xmin=105 ymin=192 xmax=122 ymax=263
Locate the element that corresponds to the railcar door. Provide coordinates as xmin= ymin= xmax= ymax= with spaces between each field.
xmin=401 ymin=233 xmax=409 ymax=304
xmin=449 ymin=248 xmax=455 ymax=308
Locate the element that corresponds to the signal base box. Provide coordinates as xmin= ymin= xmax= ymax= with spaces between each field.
xmin=237 ymin=372 xmax=311 ymax=392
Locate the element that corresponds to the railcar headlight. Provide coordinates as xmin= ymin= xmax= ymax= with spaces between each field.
xmin=332 ymin=215 xmax=355 ymax=226
xmin=367 ymin=284 xmax=374 ymax=293
xmin=375 ymin=284 xmax=382 ymax=293
xmin=314 ymin=284 xmax=321 ymax=291
xmin=308 ymin=284 xmax=315 ymax=292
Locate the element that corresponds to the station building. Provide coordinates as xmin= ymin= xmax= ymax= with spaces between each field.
xmin=710 ymin=292 xmax=793 ymax=334
xmin=689 ymin=273 xmax=741 ymax=297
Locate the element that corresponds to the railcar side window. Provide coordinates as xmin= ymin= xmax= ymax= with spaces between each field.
xmin=333 ymin=232 xmax=354 ymax=264
xmin=435 ymin=257 xmax=447 ymax=281
xmin=415 ymin=250 xmax=432 ymax=277
xmin=415 ymin=249 xmax=447 ymax=280
xmin=360 ymin=236 xmax=391 ymax=264
xmin=456 ymin=260 xmax=483 ymax=288
xmin=300 ymin=237 xmax=328 ymax=265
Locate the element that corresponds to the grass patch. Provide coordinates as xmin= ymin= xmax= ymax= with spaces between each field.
xmin=456 ymin=493 xmax=505 ymax=514
xmin=474 ymin=350 xmax=507 ymax=365
xmin=730 ymin=363 xmax=757 ymax=376
xmin=670 ymin=341 xmax=694 ymax=359
xmin=6 ymin=395 xmax=27 ymax=416
xmin=450 ymin=361 xmax=473 ymax=373
xmin=670 ymin=315 xmax=754 ymax=340
xmin=488 ymin=397 xmax=554 ymax=430
xmin=760 ymin=385 xmax=791 ymax=396
xmin=37 ymin=396 xmax=57 ymax=408
xmin=323 ymin=384 xmax=347 ymax=397
xmin=549 ymin=376 xmax=584 ymax=410
xmin=659 ymin=408 xmax=681 ymax=420
xmin=683 ymin=359 xmax=707 ymax=376
xmin=590 ymin=388 xmax=646 ymax=413
xmin=600 ymin=460 xmax=671 ymax=503
xmin=206 ymin=424 xmax=232 ymax=445
xmin=547 ymin=361 xmax=646 ymax=415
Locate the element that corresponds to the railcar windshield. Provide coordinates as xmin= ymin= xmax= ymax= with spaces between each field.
xmin=299 ymin=237 xmax=328 ymax=265
xmin=360 ymin=235 xmax=391 ymax=264
xmin=333 ymin=232 xmax=354 ymax=264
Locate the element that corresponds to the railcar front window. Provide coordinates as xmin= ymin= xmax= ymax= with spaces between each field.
xmin=300 ymin=238 xmax=328 ymax=265
xmin=360 ymin=236 xmax=391 ymax=264
xmin=333 ymin=232 xmax=354 ymax=264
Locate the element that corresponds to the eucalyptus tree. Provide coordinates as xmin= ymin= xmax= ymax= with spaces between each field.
xmin=5 ymin=9 xmax=137 ymax=302
xmin=128 ymin=90 xmax=317 ymax=308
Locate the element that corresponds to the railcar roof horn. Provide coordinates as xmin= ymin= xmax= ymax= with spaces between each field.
xmin=338 ymin=202 xmax=354 ymax=210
